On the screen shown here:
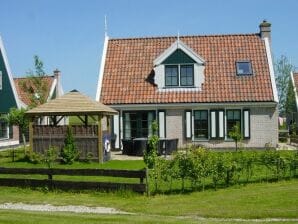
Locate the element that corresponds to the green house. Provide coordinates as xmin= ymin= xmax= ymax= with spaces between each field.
xmin=0 ymin=36 xmax=22 ymax=147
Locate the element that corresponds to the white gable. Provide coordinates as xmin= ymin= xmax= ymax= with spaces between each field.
xmin=153 ymin=39 xmax=205 ymax=66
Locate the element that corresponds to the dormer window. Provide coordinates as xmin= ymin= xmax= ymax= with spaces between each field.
xmin=165 ymin=64 xmax=194 ymax=87
xmin=236 ymin=61 xmax=253 ymax=76
xmin=153 ymin=39 xmax=205 ymax=90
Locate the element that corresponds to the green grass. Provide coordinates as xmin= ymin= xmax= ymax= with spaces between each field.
xmin=0 ymin=180 xmax=297 ymax=220
xmin=0 ymin=210 xmax=246 ymax=224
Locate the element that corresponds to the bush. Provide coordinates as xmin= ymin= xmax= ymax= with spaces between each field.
xmin=148 ymin=147 xmax=298 ymax=194
xmin=61 ymin=126 xmax=79 ymax=164
xmin=143 ymin=121 xmax=159 ymax=169
xmin=24 ymin=150 xmax=42 ymax=164
xmin=43 ymin=146 xmax=58 ymax=168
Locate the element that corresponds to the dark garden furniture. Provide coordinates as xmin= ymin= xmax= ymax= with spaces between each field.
xmin=122 ymin=138 xmax=178 ymax=156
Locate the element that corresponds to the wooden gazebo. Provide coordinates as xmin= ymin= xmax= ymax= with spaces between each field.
xmin=25 ymin=90 xmax=117 ymax=163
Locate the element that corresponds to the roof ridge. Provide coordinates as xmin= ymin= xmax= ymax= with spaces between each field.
xmin=109 ymin=33 xmax=260 ymax=41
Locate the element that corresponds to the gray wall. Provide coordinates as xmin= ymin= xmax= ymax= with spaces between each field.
xmin=165 ymin=106 xmax=278 ymax=149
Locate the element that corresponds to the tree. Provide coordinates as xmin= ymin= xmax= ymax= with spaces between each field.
xmin=6 ymin=107 xmax=29 ymax=148
xmin=143 ymin=120 xmax=159 ymax=169
xmin=228 ymin=123 xmax=242 ymax=151
xmin=61 ymin=126 xmax=79 ymax=164
xmin=275 ymin=55 xmax=295 ymax=116
xmin=21 ymin=55 xmax=49 ymax=108
xmin=285 ymin=77 xmax=296 ymax=115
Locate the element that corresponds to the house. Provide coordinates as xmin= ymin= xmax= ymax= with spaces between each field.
xmin=0 ymin=36 xmax=21 ymax=147
xmin=0 ymin=36 xmax=63 ymax=147
xmin=96 ymin=21 xmax=278 ymax=149
xmin=14 ymin=70 xmax=63 ymax=108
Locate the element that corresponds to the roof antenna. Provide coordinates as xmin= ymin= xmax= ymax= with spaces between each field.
xmin=104 ymin=15 xmax=108 ymax=38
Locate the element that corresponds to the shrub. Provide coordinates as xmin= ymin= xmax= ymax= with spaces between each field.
xmin=144 ymin=121 xmax=159 ymax=169
xmin=228 ymin=123 xmax=243 ymax=151
xmin=61 ymin=126 xmax=79 ymax=164
xmin=189 ymin=147 xmax=212 ymax=191
xmin=174 ymin=151 xmax=193 ymax=192
xmin=43 ymin=146 xmax=58 ymax=168
xmin=24 ymin=150 xmax=42 ymax=164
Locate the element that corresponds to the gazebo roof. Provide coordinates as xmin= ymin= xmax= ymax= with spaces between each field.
xmin=26 ymin=90 xmax=118 ymax=116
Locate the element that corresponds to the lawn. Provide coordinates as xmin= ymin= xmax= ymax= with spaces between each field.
xmin=0 ymin=147 xmax=297 ymax=223
xmin=0 ymin=179 xmax=297 ymax=221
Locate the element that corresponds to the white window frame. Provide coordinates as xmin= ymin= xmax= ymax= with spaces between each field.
xmin=165 ymin=64 xmax=194 ymax=87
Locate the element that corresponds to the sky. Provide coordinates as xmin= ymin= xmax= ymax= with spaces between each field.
xmin=0 ymin=0 xmax=297 ymax=98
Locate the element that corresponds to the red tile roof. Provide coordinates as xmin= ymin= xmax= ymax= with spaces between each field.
xmin=293 ymin=72 xmax=298 ymax=91
xmin=14 ymin=76 xmax=54 ymax=106
xmin=100 ymin=34 xmax=275 ymax=104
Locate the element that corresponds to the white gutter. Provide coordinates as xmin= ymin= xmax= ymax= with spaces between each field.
xmin=264 ymin=37 xmax=279 ymax=103
xmin=108 ymin=101 xmax=278 ymax=110
xmin=95 ymin=35 xmax=109 ymax=102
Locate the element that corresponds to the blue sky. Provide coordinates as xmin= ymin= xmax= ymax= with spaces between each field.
xmin=0 ymin=0 xmax=297 ymax=98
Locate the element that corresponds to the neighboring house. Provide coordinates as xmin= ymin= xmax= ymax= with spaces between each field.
xmin=0 ymin=35 xmax=63 ymax=147
xmin=97 ymin=20 xmax=279 ymax=149
xmin=0 ymin=36 xmax=22 ymax=147
xmin=14 ymin=70 xmax=63 ymax=109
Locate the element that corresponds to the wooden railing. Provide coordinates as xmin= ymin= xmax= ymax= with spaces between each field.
xmin=0 ymin=167 xmax=148 ymax=194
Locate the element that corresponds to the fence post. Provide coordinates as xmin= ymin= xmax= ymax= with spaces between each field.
xmin=48 ymin=169 xmax=53 ymax=190
xmin=145 ymin=168 xmax=149 ymax=197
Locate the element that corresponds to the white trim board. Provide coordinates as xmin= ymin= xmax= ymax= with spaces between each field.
xmin=0 ymin=36 xmax=21 ymax=109
xmin=264 ymin=37 xmax=278 ymax=103
xmin=96 ymin=35 xmax=109 ymax=101
xmin=47 ymin=78 xmax=57 ymax=101
xmin=290 ymin=71 xmax=298 ymax=111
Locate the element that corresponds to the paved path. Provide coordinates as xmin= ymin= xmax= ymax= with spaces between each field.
xmin=0 ymin=202 xmax=297 ymax=223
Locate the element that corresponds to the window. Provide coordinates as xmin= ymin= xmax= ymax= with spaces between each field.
xmin=0 ymin=117 xmax=8 ymax=139
xmin=180 ymin=65 xmax=194 ymax=86
xmin=123 ymin=111 xmax=155 ymax=139
xmin=194 ymin=110 xmax=208 ymax=139
xmin=226 ymin=110 xmax=241 ymax=138
xmin=236 ymin=61 xmax=253 ymax=76
xmin=165 ymin=65 xmax=178 ymax=86
xmin=165 ymin=64 xmax=194 ymax=87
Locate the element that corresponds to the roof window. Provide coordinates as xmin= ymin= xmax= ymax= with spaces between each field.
xmin=236 ymin=61 xmax=253 ymax=76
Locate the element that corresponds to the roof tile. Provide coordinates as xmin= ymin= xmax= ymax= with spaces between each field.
xmin=100 ymin=34 xmax=274 ymax=104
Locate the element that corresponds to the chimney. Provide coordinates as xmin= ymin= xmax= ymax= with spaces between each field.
xmin=53 ymin=69 xmax=61 ymax=97
xmin=259 ymin=20 xmax=271 ymax=43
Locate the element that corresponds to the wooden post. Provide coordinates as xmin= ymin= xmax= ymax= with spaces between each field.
xmin=98 ymin=114 xmax=103 ymax=163
xmin=85 ymin=115 xmax=88 ymax=126
xmin=29 ymin=118 xmax=34 ymax=152
xmin=145 ymin=168 xmax=149 ymax=197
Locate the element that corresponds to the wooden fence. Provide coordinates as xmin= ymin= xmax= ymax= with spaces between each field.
xmin=32 ymin=125 xmax=100 ymax=160
xmin=0 ymin=167 xmax=148 ymax=194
